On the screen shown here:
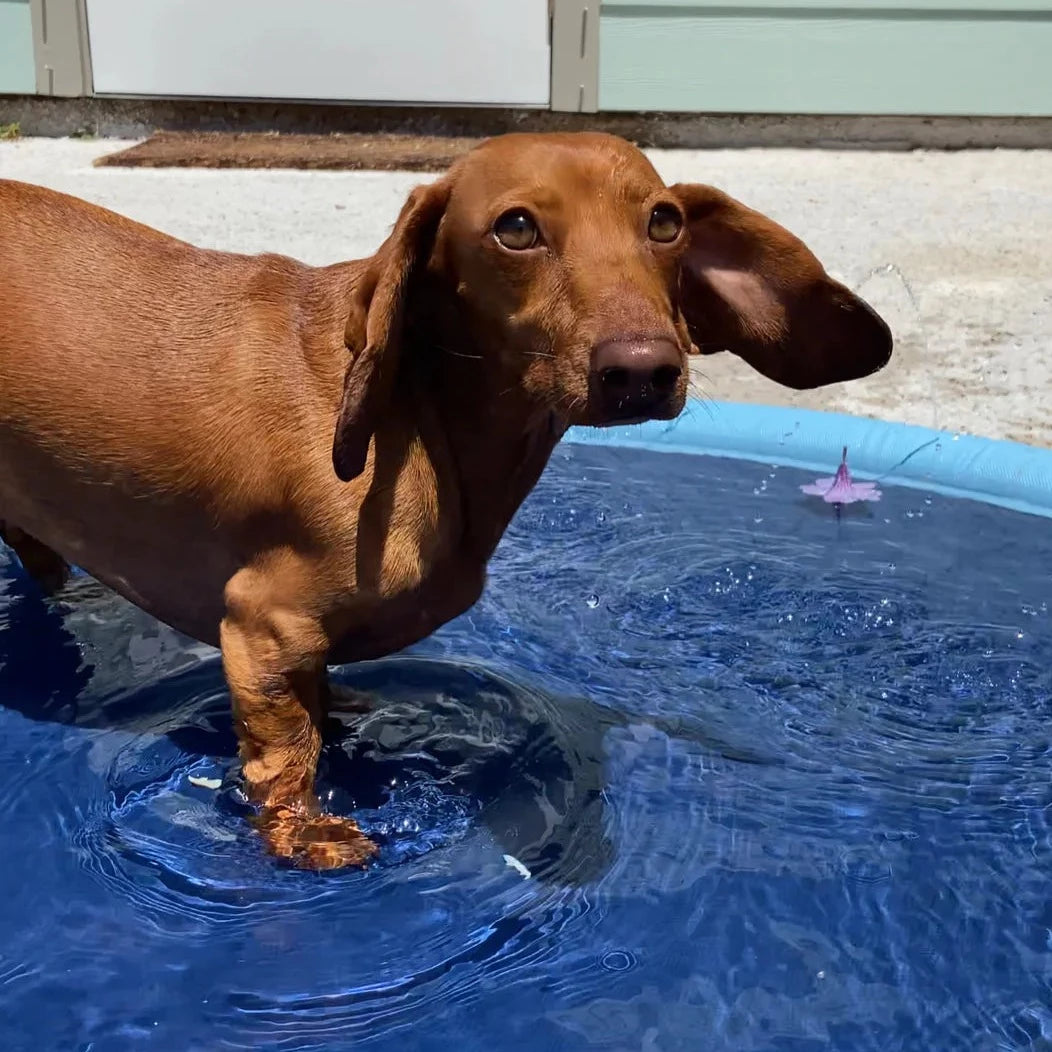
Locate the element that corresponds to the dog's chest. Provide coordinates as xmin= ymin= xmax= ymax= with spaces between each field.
xmin=328 ymin=465 xmax=489 ymax=662
xmin=326 ymin=424 xmax=549 ymax=665
xmin=329 ymin=543 xmax=486 ymax=664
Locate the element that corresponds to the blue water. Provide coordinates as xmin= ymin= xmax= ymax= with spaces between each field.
xmin=1 ymin=443 xmax=1051 ymax=1052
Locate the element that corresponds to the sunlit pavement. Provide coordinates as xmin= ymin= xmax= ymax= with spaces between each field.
xmin=4 ymin=137 xmax=1051 ymax=446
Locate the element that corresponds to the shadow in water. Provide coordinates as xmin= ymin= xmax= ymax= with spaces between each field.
xmin=0 ymin=558 xmax=619 ymax=887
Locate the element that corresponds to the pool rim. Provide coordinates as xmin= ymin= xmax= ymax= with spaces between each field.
xmin=564 ymin=400 xmax=1052 ymax=520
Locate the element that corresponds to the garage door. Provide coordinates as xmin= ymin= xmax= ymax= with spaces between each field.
xmin=85 ymin=0 xmax=551 ymax=106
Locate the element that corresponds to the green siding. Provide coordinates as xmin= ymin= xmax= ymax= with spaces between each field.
xmin=599 ymin=0 xmax=1052 ymax=115
xmin=0 ymin=0 xmax=34 ymax=95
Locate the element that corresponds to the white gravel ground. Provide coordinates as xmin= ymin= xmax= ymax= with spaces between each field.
xmin=3 ymin=137 xmax=1050 ymax=446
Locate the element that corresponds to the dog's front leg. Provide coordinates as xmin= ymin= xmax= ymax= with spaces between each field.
xmin=219 ymin=568 xmax=378 ymax=870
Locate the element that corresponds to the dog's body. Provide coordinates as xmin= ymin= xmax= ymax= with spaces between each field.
xmin=0 ymin=132 xmax=892 ymax=867
xmin=0 ymin=181 xmax=502 ymax=659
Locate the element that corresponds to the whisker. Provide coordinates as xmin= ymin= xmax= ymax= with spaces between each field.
xmin=694 ymin=398 xmax=714 ymax=417
xmin=686 ymin=373 xmax=718 ymax=421
xmin=434 ymin=341 xmax=484 ymax=361
xmin=441 ymin=348 xmax=484 ymax=361
xmin=559 ymin=392 xmax=585 ymax=418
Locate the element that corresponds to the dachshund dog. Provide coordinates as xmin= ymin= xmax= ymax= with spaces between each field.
xmin=0 ymin=132 xmax=892 ymax=868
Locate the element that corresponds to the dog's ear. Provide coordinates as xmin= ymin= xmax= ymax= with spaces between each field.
xmin=332 ymin=179 xmax=450 ymax=482
xmin=669 ymin=183 xmax=892 ymax=389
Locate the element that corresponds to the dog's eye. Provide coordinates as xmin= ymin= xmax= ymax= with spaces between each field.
xmin=493 ymin=209 xmax=538 ymax=250
xmin=648 ymin=204 xmax=683 ymax=244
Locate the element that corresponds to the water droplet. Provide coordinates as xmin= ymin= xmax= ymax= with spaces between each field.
xmin=599 ymin=950 xmax=637 ymax=972
xmin=586 ymin=594 xmax=600 ymax=609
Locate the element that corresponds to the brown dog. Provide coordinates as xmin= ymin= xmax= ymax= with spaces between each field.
xmin=0 ymin=132 xmax=891 ymax=868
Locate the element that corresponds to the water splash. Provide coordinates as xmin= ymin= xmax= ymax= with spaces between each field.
xmin=854 ymin=263 xmax=939 ymax=431
xmin=855 ymin=262 xmax=920 ymax=313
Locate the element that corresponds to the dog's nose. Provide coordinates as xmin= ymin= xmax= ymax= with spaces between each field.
xmin=590 ymin=338 xmax=683 ymax=419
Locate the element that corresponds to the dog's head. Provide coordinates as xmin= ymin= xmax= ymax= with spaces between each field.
xmin=333 ymin=132 xmax=892 ymax=481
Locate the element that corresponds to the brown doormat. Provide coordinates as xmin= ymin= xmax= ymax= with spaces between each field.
xmin=94 ymin=131 xmax=482 ymax=172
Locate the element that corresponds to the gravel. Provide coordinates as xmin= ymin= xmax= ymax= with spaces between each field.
xmin=3 ymin=137 xmax=1050 ymax=446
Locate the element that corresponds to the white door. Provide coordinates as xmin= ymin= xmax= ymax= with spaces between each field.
xmin=85 ymin=0 xmax=551 ymax=106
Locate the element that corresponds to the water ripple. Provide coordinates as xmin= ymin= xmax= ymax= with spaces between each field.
xmin=1 ymin=446 xmax=1051 ymax=1050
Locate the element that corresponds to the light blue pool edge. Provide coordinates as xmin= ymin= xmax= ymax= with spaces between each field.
xmin=564 ymin=400 xmax=1052 ymax=520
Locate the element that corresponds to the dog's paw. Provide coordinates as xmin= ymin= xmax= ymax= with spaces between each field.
xmin=257 ymin=807 xmax=379 ymax=871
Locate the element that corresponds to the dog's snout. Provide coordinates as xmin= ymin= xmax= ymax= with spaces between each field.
xmin=590 ymin=338 xmax=682 ymax=420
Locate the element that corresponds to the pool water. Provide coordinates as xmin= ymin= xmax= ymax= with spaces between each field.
xmin=1 ymin=443 xmax=1050 ymax=1051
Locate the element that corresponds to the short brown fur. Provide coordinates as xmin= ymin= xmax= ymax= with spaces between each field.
xmin=0 ymin=132 xmax=891 ymax=868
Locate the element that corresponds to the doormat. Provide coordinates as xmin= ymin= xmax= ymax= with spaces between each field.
xmin=94 ymin=131 xmax=482 ymax=171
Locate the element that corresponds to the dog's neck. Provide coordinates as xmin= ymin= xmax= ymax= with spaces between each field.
xmin=408 ymin=310 xmax=565 ymax=562
xmin=304 ymin=263 xmax=561 ymax=561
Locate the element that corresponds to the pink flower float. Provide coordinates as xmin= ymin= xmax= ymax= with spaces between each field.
xmin=800 ymin=447 xmax=881 ymax=513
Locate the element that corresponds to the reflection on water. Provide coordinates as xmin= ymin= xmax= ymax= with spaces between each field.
xmin=0 ymin=444 xmax=1050 ymax=1051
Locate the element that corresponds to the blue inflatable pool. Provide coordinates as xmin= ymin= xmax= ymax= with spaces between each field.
xmin=1 ymin=402 xmax=1049 ymax=1051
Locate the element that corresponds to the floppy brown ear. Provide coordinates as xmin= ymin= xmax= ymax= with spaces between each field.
xmin=332 ymin=179 xmax=450 ymax=482
xmin=670 ymin=183 xmax=892 ymax=390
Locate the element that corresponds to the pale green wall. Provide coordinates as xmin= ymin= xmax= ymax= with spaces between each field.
xmin=599 ymin=0 xmax=1052 ymax=115
xmin=0 ymin=0 xmax=34 ymax=95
